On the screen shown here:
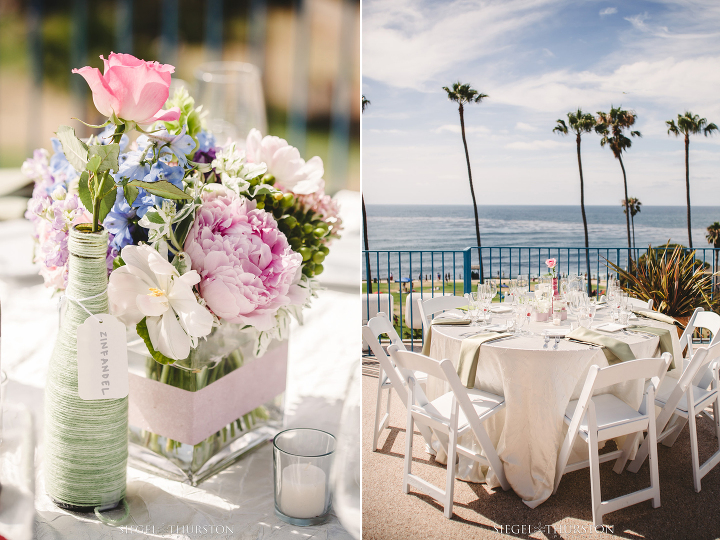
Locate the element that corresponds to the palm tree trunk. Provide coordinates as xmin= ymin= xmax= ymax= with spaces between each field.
xmin=617 ymin=154 xmax=632 ymax=258
xmin=685 ymin=134 xmax=692 ymax=248
xmin=576 ymin=134 xmax=591 ymax=295
xmin=362 ymin=195 xmax=372 ymax=294
xmin=631 ymin=213 xmax=636 ymax=250
xmin=458 ymin=103 xmax=483 ymax=282
xmin=715 ymin=249 xmax=719 ymax=293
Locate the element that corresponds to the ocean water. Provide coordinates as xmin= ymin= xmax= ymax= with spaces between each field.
xmin=365 ymin=205 xmax=720 ymax=251
xmin=362 ymin=205 xmax=720 ymax=280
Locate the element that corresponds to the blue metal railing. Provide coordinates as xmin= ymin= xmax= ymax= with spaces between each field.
xmin=362 ymin=246 xmax=720 ymax=351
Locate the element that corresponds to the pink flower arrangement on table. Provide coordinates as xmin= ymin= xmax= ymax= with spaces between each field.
xmin=545 ymin=258 xmax=557 ymax=276
xmin=24 ymin=53 xmax=341 ymax=362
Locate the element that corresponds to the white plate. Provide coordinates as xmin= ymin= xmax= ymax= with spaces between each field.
xmin=490 ymin=305 xmax=513 ymax=313
xmin=596 ymin=322 xmax=627 ymax=333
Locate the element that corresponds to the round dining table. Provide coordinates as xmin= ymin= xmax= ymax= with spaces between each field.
xmin=424 ymin=304 xmax=683 ymax=508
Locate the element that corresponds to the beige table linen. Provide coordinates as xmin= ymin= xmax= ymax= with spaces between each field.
xmin=425 ymin=307 xmax=681 ymax=508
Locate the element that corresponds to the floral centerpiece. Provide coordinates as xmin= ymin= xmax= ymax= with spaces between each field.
xmin=24 ymin=53 xmax=341 ymax=483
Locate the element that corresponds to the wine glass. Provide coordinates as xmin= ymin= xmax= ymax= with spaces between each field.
xmin=517 ymin=274 xmax=528 ymax=294
xmin=194 ymin=61 xmax=268 ymax=146
xmin=514 ymin=310 xmax=529 ymax=335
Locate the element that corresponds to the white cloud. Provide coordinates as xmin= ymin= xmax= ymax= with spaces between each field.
xmin=505 ymin=139 xmax=565 ymax=150
xmin=600 ymin=7 xmax=617 ymax=16
xmin=516 ymin=122 xmax=539 ymax=132
xmin=435 ymin=124 xmax=490 ymax=135
xmin=362 ymin=0 xmax=560 ymax=91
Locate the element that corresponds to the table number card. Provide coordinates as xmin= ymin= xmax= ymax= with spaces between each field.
xmin=77 ymin=314 xmax=129 ymax=400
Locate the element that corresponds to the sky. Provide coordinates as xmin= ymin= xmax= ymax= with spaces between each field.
xmin=361 ymin=0 xmax=720 ymax=206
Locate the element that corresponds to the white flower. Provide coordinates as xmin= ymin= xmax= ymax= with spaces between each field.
xmin=210 ymin=142 xmax=267 ymax=195
xmin=245 ymin=128 xmax=324 ymax=195
xmin=108 ymin=244 xmax=214 ymax=360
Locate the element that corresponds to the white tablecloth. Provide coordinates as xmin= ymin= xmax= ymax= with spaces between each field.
xmin=426 ymin=306 xmax=682 ymax=508
xmin=0 ymin=190 xmax=361 ymax=540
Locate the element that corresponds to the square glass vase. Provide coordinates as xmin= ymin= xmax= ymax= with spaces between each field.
xmin=126 ymin=330 xmax=288 ymax=486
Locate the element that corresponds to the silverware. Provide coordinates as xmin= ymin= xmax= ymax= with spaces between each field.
xmin=553 ymin=336 xmax=560 ymax=350
xmin=543 ymin=334 xmax=550 ymax=349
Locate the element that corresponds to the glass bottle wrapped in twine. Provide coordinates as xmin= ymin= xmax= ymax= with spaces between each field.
xmin=44 ymin=224 xmax=128 ymax=512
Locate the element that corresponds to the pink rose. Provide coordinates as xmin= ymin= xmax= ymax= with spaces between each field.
xmin=72 ymin=53 xmax=180 ymax=125
xmin=546 ymin=258 xmax=557 ymax=269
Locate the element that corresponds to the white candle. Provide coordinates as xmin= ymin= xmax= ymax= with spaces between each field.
xmin=280 ymin=463 xmax=327 ymax=518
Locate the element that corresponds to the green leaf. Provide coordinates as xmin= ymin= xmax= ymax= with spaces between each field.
xmin=56 ymin=125 xmax=88 ymax=173
xmin=77 ymin=171 xmax=92 ymax=212
xmin=136 ymin=318 xmax=180 ymax=365
xmin=97 ymin=188 xmax=115 ymax=225
xmin=188 ymin=160 xmax=212 ymax=173
xmin=143 ymin=210 xmax=165 ymax=225
xmin=128 ymin=179 xmax=191 ymax=200
xmin=123 ymin=183 xmax=139 ymax=206
xmin=112 ymin=256 xmax=125 ymax=270
xmin=86 ymin=155 xmax=102 ymax=173
xmin=88 ymin=143 xmax=120 ymax=173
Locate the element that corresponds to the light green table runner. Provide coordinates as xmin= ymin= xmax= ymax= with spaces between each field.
xmin=628 ymin=325 xmax=675 ymax=369
xmin=421 ymin=316 xmax=472 ymax=356
xmin=457 ymin=333 xmax=513 ymax=388
xmin=566 ymin=327 xmax=636 ymax=365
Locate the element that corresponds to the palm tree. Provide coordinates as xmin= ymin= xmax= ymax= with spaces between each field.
xmin=361 ymin=95 xmax=372 ymax=292
xmin=442 ymin=82 xmax=488 ymax=280
xmin=667 ymin=112 xmax=718 ymax=249
xmin=553 ymin=109 xmax=595 ymax=295
xmin=362 ymin=95 xmax=370 ymax=113
xmin=707 ymin=222 xmax=720 ymax=291
xmin=621 ymin=197 xmax=642 ymax=249
xmin=595 ymin=106 xmax=642 ymax=254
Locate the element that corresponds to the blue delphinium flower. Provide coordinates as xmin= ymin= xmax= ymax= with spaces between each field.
xmin=116 ymin=150 xmax=151 ymax=182
xmin=103 ymin=190 xmax=137 ymax=251
xmin=150 ymin=126 xmax=197 ymax=167
xmin=47 ymin=138 xmax=79 ymax=194
xmin=196 ymin=130 xmax=216 ymax=153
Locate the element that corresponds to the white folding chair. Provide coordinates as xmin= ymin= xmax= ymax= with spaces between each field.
xmin=627 ymin=343 xmax=720 ymax=492
xmin=627 ymin=297 xmax=654 ymax=310
xmin=417 ymin=295 xmax=468 ymax=341
xmin=362 ymin=313 xmax=434 ymax=453
xmin=554 ymin=353 xmax=673 ymax=527
xmin=388 ymin=345 xmax=510 ymax=519
xmin=678 ymin=308 xmax=720 ymax=390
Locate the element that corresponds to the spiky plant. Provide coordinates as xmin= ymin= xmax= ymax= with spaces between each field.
xmin=606 ymin=244 xmax=717 ymax=319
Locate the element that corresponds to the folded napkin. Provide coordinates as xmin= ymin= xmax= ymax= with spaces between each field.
xmin=628 ymin=325 xmax=675 ymax=369
xmin=566 ymin=327 xmax=636 ymax=365
xmin=421 ymin=317 xmax=469 ymax=356
xmin=457 ymin=332 xmax=512 ymax=388
xmin=631 ymin=309 xmax=685 ymax=329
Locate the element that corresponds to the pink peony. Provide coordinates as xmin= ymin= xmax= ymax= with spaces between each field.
xmin=72 ymin=53 xmax=180 ymax=125
xmin=245 ymin=128 xmax=324 ymax=195
xmin=184 ymin=185 xmax=302 ymax=331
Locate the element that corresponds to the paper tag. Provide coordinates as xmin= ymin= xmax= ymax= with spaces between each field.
xmin=77 ymin=314 xmax=129 ymax=400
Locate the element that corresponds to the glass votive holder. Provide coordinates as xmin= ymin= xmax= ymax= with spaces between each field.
xmin=0 ymin=370 xmax=7 ymax=446
xmin=273 ymin=428 xmax=336 ymax=526
xmin=618 ymin=310 xmax=630 ymax=326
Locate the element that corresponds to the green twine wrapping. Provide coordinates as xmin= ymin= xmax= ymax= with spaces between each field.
xmin=44 ymin=224 xmax=129 ymax=512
